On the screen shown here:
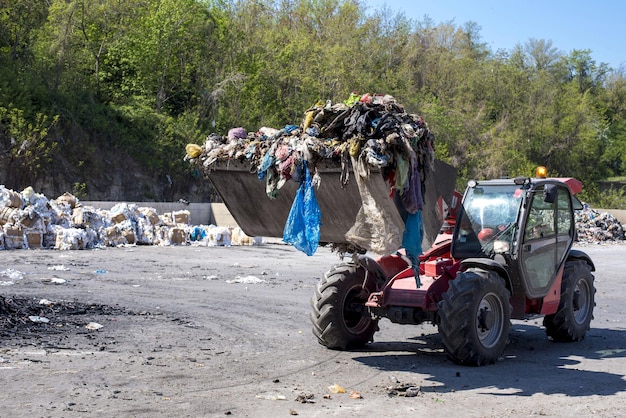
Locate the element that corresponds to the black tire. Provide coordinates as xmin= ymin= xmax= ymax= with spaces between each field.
xmin=310 ymin=262 xmax=378 ymax=350
xmin=438 ymin=268 xmax=512 ymax=366
xmin=544 ymin=260 xmax=595 ymax=342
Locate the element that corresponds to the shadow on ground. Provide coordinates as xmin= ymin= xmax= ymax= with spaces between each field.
xmin=351 ymin=323 xmax=626 ymax=397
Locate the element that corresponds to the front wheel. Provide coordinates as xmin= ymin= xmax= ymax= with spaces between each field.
xmin=544 ymin=260 xmax=595 ymax=342
xmin=438 ymin=268 xmax=512 ymax=366
xmin=310 ymin=262 xmax=378 ymax=349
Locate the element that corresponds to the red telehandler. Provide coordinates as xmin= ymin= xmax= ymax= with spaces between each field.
xmin=208 ymin=162 xmax=595 ymax=366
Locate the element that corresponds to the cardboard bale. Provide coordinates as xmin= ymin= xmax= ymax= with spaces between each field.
xmin=169 ymin=227 xmax=187 ymax=244
xmin=230 ymin=227 xmax=253 ymax=245
xmin=173 ymin=210 xmax=190 ymax=225
xmin=20 ymin=211 xmax=41 ymax=228
xmin=104 ymin=225 xmax=125 ymax=247
xmin=7 ymin=189 xmax=23 ymax=208
xmin=135 ymin=219 xmax=156 ymax=245
xmin=71 ymin=207 xmax=89 ymax=226
xmin=207 ymin=225 xmax=231 ymax=246
xmin=122 ymin=229 xmax=136 ymax=245
xmin=55 ymin=228 xmax=88 ymax=250
xmin=110 ymin=212 xmax=128 ymax=224
xmin=56 ymin=192 xmax=78 ymax=209
xmin=26 ymin=232 xmax=43 ymax=249
xmin=139 ymin=207 xmax=160 ymax=225
xmin=0 ymin=206 xmax=19 ymax=226
xmin=4 ymin=225 xmax=25 ymax=249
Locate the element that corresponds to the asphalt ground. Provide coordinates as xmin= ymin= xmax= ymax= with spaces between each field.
xmin=0 ymin=242 xmax=624 ymax=417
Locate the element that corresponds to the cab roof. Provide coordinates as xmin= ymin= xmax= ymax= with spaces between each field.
xmin=470 ymin=177 xmax=583 ymax=195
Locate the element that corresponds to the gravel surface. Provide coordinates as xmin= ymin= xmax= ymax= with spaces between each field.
xmin=0 ymin=243 xmax=625 ymax=417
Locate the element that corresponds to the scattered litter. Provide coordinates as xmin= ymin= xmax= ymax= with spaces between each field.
xmin=0 ymin=268 xmax=24 ymax=281
xmin=0 ymin=268 xmax=24 ymax=285
xmin=39 ymin=299 xmax=53 ymax=306
xmin=386 ymin=383 xmax=422 ymax=397
xmin=404 ymin=386 xmax=421 ymax=397
xmin=327 ymin=383 xmax=346 ymax=394
xmin=48 ymin=265 xmax=69 ymax=271
xmin=85 ymin=322 xmax=104 ymax=330
xmin=255 ymin=392 xmax=286 ymax=400
xmin=295 ymin=393 xmax=316 ymax=403
xmin=28 ymin=316 xmax=50 ymax=323
xmin=349 ymin=391 xmax=363 ymax=399
xmin=48 ymin=278 xmax=66 ymax=284
xmin=204 ymin=275 xmax=219 ymax=280
xmin=95 ymin=269 xmax=107 ymax=274
xmin=226 ymin=275 xmax=266 ymax=284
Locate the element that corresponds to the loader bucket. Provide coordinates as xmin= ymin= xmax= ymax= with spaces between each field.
xmin=206 ymin=159 xmax=457 ymax=250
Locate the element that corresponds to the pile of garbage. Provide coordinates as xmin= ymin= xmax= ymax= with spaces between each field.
xmin=186 ymin=93 xmax=435 ymax=257
xmin=575 ymin=204 xmax=626 ymax=243
xmin=187 ymin=93 xmax=434 ymax=197
xmin=0 ymin=185 xmax=260 ymax=251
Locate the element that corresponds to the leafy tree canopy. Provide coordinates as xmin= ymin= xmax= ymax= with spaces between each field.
xmin=1 ymin=0 xmax=624 ymax=206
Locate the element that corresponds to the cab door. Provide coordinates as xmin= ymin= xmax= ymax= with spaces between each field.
xmin=519 ymin=184 xmax=574 ymax=298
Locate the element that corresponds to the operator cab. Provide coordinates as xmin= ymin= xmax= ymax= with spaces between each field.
xmin=452 ymin=174 xmax=582 ymax=298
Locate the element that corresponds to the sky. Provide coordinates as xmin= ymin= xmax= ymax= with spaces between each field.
xmin=365 ymin=0 xmax=625 ymax=70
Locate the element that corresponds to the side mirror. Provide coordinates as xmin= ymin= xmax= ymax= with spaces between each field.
xmin=543 ymin=184 xmax=557 ymax=204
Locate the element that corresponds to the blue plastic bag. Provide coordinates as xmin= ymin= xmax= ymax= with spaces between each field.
xmin=402 ymin=210 xmax=423 ymax=266
xmin=283 ymin=163 xmax=321 ymax=256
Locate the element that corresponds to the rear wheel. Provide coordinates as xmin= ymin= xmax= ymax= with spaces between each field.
xmin=310 ymin=262 xmax=378 ymax=349
xmin=438 ymin=268 xmax=511 ymax=366
xmin=544 ymin=260 xmax=595 ymax=341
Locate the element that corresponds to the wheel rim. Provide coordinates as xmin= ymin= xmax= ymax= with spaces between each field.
xmin=573 ymin=277 xmax=591 ymax=325
xmin=342 ymin=284 xmax=370 ymax=335
xmin=476 ymin=292 xmax=505 ymax=349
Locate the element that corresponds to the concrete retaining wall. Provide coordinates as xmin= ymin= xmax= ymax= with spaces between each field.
xmin=81 ymin=202 xmax=626 ymax=229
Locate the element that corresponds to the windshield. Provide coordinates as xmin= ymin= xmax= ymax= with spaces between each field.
xmin=452 ymin=184 xmax=524 ymax=258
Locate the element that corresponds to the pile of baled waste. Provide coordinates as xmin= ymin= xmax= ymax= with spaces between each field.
xmin=0 ymin=186 xmax=259 ymax=250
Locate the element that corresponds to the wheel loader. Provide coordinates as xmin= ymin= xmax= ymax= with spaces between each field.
xmin=207 ymin=161 xmax=595 ymax=366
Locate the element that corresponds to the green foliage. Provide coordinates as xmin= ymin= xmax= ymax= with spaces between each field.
xmin=580 ymin=185 xmax=626 ymax=209
xmin=72 ymin=182 xmax=88 ymax=199
xmin=0 ymin=105 xmax=59 ymax=184
xmin=1 ymin=0 xmax=625 ymax=200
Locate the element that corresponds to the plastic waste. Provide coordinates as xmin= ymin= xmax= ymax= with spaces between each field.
xmin=29 ymin=316 xmax=50 ymax=323
xmin=327 ymin=383 xmax=346 ymax=394
xmin=48 ymin=265 xmax=70 ymax=271
xmin=283 ymin=163 xmax=321 ymax=256
xmin=226 ymin=275 xmax=265 ymax=284
xmin=405 ymin=386 xmax=421 ymax=397
xmin=255 ymin=392 xmax=286 ymax=400
xmin=345 ymin=155 xmax=403 ymax=254
xmin=185 ymin=143 xmax=203 ymax=158
xmin=0 ymin=268 xmax=24 ymax=281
